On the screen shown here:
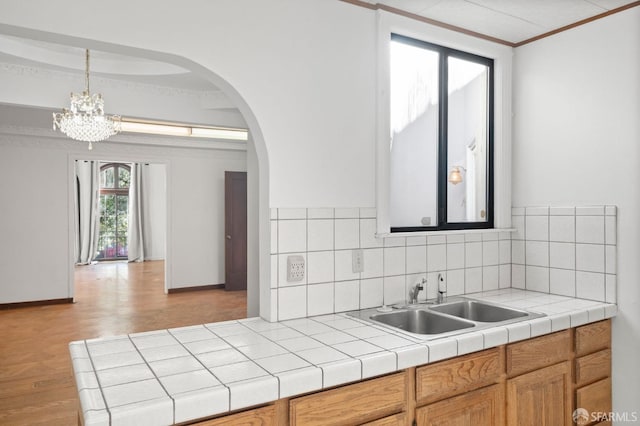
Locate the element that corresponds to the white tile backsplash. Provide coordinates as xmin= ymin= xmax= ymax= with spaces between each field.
xmin=427 ymin=244 xmax=447 ymax=271
xmin=576 ymin=244 xmax=605 ymax=273
xmin=525 ymin=215 xmax=549 ymax=241
xmin=549 ymin=242 xmax=575 ymax=270
xmin=334 ymin=219 xmax=359 ymax=250
xmin=576 ymin=216 xmax=605 ymax=244
xmin=406 ymin=245 xmax=427 ymax=274
xmin=576 ymin=271 xmax=605 ymax=301
xmin=513 ymin=205 xmax=615 ymax=303
xmin=334 ymin=280 xmax=360 ymax=312
xmin=525 ymin=241 xmax=549 ymax=267
xmin=307 ymin=220 xmax=334 ymax=252
xmin=549 ymin=215 xmax=575 ymax=242
xmin=383 ymin=246 xmax=405 ymax=277
xmin=359 ymin=278 xmax=384 ymax=309
xmin=465 ymin=242 xmax=483 ymax=268
xmin=482 ymin=241 xmax=499 ymax=266
xmin=306 ymin=251 xmax=334 ymax=284
xmin=271 ymin=205 xmax=616 ymax=320
xmin=307 ymin=283 xmax=334 ymax=317
xmin=446 ymin=243 xmax=465 ymax=270
xmin=278 ymin=220 xmax=307 ymax=253
xmin=334 ymin=250 xmax=359 ymax=282
xmin=361 ymin=248 xmax=383 ymax=279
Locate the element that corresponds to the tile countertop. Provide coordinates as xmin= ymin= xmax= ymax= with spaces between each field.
xmin=70 ymin=289 xmax=617 ymax=426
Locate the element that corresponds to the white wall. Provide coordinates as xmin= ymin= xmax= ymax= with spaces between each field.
xmin=0 ymin=0 xmax=377 ymax=208
xmin=170 ymin=149 xmax=246 ymax=289
xmin=512 ymin=7 xmax=640 ymax=417
xmin=143 ymin=163 xmax=166 ymax=260
xmin=0 ymin=130 xmax=246 ymax=303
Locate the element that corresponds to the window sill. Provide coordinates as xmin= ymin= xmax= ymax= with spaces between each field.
xmin=375 ymin=228 xmax=515 ymax=239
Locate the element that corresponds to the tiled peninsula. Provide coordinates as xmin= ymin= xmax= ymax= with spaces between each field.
xmin=71 ymin=289 xmax=616 ymax=425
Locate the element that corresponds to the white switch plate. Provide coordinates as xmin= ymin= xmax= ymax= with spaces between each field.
xmin=352 ymin=249 xmax=364 ymax=273
xmin=287 ymin=255 xmax=305 ymax=282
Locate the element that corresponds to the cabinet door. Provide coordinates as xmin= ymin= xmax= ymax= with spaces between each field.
xmin=361 ymin=412 xmax=406 ymax=426
xmin=416 ymin=384 xmax=503 ymax=426
xmin=506 ymin=361 xmax=572 ymax=426
xmin=192 ymin=404 xmax=276 ymax=425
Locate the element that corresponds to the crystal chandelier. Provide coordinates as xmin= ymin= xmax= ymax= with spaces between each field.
xmin=53 ymin=49 xmax=121 ymax=149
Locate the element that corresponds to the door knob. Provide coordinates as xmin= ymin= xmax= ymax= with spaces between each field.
xmin=226 ymin=235 xmax=232 ymax=239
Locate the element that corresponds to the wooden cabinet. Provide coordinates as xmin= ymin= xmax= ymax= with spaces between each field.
xmin=506 ymin=361 xmax=572 ymax=426
xmin=289 ymin=372 xmax=407 ymax=426
xmin=504 ymin=330 xmax=574 ymax=426
xmin=416 ymin=384 xmax=503 ymax=426
xmin=574 ymin=320 xmax=612 ymax=426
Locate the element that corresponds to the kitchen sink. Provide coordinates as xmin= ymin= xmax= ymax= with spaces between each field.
xmin=347 ymin=297 xmax=545 ymax=339
xmin=370 ymin=309 xmax=475 ymax=335
xmin=429 ymin=300 xmax=529 ymax=322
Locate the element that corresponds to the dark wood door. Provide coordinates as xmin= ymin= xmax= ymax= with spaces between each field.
xmin=224 ymin=171 xmax=247 ymax=291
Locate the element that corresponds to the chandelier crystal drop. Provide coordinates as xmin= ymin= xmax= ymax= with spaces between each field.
xmin=53 ymin=49 xmax=121 ymax=149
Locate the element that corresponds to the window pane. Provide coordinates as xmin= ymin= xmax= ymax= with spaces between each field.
xmin=389 ymin=39 xmax=440 ymax=228
xmin=119 ymin=167 xmax=130 ymax=189
xmin=101 ymin=167 xmax=115 ymax=188
xmin=447 ymin=57 xmax=489 ymax=223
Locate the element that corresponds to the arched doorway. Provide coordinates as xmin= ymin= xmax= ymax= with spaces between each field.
xmin=0 ymin=26 xmax=270 ymax=319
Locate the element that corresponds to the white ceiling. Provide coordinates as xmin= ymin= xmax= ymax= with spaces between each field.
xmin=356 ymin=0 xmax=637 ymax=44
xmin=0 ymin=1 xmax=636 ymax=130
xmin=0 ymin=34 xmax=217 ymax=92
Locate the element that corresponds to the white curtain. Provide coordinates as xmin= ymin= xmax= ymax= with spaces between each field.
xmin=127 ymin=163 xmax=149 ymax=262
xmin=75 ymin=160 xmax=101 ymax=265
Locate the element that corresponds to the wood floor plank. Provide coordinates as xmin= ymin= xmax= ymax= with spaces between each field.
xmin=0 ymin=260 xmax=246 ymax=425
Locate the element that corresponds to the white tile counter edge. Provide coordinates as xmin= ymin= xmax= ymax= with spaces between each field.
xmin=70 ymin=289 xmax=617 ymax=426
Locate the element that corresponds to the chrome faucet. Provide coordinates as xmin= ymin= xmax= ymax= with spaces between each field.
xmin=409 ymin=278 xmax=426 ymax=304
xmin=437 ymin=273 xmax=447 ymax=304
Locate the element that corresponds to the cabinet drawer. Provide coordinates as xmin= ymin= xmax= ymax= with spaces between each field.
xmin=289 ymin=372 xmax=406 ymax=426
xmin=575 ymin=349 xmax=611 ymax=387
xmin=361 ymin=413 xmax=406 ymax=426
xmin=506 ymin=330 xmax=571 ymax=377
xmin=576 ymin=378 xmax=612 ymax=421
xmin=416 ymin=384 xmax=503 ymax=426
xmin=416 ymin=347 xmax=501 ymax=405
xmin=575 ymin=320 xmax=611 ymax=357
xmin=191 ymin=404 xmax=276 ymax=425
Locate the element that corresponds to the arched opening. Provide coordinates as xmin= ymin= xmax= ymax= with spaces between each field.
xmin=0 ymin=25 xmax=271 ymax=320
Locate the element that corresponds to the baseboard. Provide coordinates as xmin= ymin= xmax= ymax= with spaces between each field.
xmin=167 ymin=284 xmax=225 ymax=294
xmin=0 ymin=298 xmax=74 ymax=310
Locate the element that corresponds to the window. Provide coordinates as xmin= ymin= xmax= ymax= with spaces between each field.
xmin=389 ymin=34 xmax=494 ymax=232
xmin=96 ymin=163 xmax=130 ymax=260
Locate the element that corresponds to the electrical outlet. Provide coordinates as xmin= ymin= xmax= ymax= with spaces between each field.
xmin=287 ymin=255 xmax=305 ymax=282
xmin=352 ymin=249 xmax=364 ymax=273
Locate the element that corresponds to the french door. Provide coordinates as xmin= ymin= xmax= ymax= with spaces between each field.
xmin=95 ymin=163 xmax=130 ymax=260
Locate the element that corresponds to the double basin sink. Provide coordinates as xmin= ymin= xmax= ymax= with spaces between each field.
xmin=348 ymin=297 xmax=545 ymax=339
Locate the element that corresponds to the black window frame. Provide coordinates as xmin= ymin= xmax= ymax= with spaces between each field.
xmin=390 ymin=33 xmax=494 ymax=233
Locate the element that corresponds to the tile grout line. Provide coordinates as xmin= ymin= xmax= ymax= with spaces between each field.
xmin=82 ymin=340 xmax=112 ymax=426
xmin=126 ymin=334 xmax=176 ymax=424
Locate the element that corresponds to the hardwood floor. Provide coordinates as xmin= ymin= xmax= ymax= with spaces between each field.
xmin=0 ymin=261 xmax=247 ymax=425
